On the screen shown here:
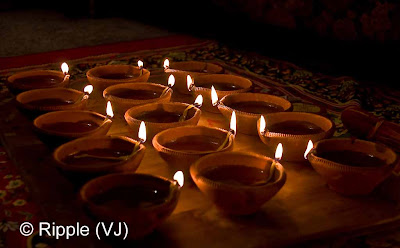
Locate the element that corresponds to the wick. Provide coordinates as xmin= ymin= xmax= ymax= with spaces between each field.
xmin=216 ymin=129 xmax=235 ymax=151
xmin=160 ymin=86 xmax=172 ymax=97
xmin=179 ymin=104 xmax=195 ymax=122
xmin=133 ymin=138 xmax=145 ymax=153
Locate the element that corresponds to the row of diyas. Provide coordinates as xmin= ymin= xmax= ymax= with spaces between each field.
xmin=7 ymin=59 xmax=399 ymax=240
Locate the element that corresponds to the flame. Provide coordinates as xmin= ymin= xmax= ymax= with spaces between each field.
xmin=106 ymin=101 xmax=114 ymax=118
xmin=194 ymin=95 xmax=203 ymax=107
xmin=230 ymin=111 xmax=237 ymax=134
xmin=275 ymin=143 xmax=283 ymax=161
xmin=61 ymin=62 xmax=69 ymax=74
xmin=138 ymin=121 xmax=147 ymax=143
xmin=304 ymin=140 xmax=313 ymax=159
xmin=173 ymin=171 xmax=184 ymax=187
xmin=83 ymin=85 xmax=93 ymax=95
xmin=163 ymin=58 xmax=170 ymax=70
xmin=259 ymin=115 xmax=266 ymax=134
xmin=138 ymin=60 xmax=144 ymax=69
xmin=187 ymin=75 xmax=194 ymax=91
xmin=211 ymin=85 xmax=219 ymax=106
xmin=168 ymin=74 xmax=175 ymax=88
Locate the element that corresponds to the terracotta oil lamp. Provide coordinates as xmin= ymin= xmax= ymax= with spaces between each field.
xmin=163 ymin=58 xmax=224 ymax=94
xmin=80 ymin=171 xmax=183 ymax=239
xmin=103 ymin=80 xmax=173 ymax=114
xmin=53 ymin=121 xmax=147 ymax=176
xmin=190 ymin=146 xmax=286 ymax=215
xmin=153 ymin=112 xmax=236 ymax=183
xmin=16 ymin=84 xmax=93 ymax=117
xmin=305 ymin=139 xmax=398 ymax=195
xmin=188 ymin=74 xmax=252 ymax=113
xmin=124 ymin=96 xmax=202 ymax=140
xmin=218 ymin=92 xmax=292 ymax=135
xmin=86 ymin=61 xmax=150 ymax=93
xmin=34 ymin=101 xmax=114 ymax=147
xmin=257 ymin=112 xmax=334 ymax=161
xmin=7 ymin=62 xmax=70 ymax=94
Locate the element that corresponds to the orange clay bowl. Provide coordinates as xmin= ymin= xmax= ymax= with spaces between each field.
xmin=80 ymin=173 xmax=180 ymax=240
xmin=34 ymin=110 xmax=112 ymax=147
xmin=193 ymin=74 xmax=253 ymax=113
xmin=16 ymin=88 xmax=87 ymax=117
xmin=153 ymin=126 xmax=234 ymax=183
xmin=218 ymin=93 xmax=292 ymax=135
xmin=7 ymin=70 xmax=69 ymax=94
xmin=86 ymin=64 xmax=150 ymax=93
xmin=53 ymin=135 xmax=145 ymax=176
xmin=125 ymin=102 xmax=201 ymax=140
xmin=165 ymin=61 xmax=224 ymax=94
xmin=103 ymin=82 xmax=172 ymax=114
xmin=257 ymin=112 xmax=335 ymax=162
xmin=190 ymin=151 xmax=286 ymax=215
xmin=307 ymin=138 xmax=398 ymax=196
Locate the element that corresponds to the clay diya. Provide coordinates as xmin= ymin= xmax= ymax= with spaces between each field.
xmin=188 ymin=74 xmax=252 ymax=113
xmin=190 ymin=150 xmax=286 ymax=215
xmin=125 ymin=100 xmax=202 ymax=140
xmin=163 ymin=59 xmax=224 ymax=94
xmin=34 ymin=106 xmax=113 ymax=146
xmin=103 ymin=82 xmax=173 ymax=114
xmin=153 ymin=125 xmax=235 ymax=183
xmin=86 ymin=62 xmax=150 ymax=93
xmin=80 ymin=172 xmax=183 ymax=239
xmin=7 ymin=62 xmax=70 ymax=94
xmin=16 ymin=85 xmax=93 ymax=117
xmin=218 ymin=93 xmax=292 ymax=135
xmin=306 ymin=138 xmax=398 ymax=195
xmin=53 ymin=134 xmax=146 ymax=176
xmin=257 ymin=112 xmax=334 ymax=161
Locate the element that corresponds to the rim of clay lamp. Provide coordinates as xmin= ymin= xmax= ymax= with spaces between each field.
xmin=87 ymin=64 xmax=150 ymax=83
xmin=7 ymin=69 xmax=69 ymax=91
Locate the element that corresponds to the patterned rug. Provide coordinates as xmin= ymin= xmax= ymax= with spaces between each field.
xmin=0 ymin=37 xmax=399 ymax=248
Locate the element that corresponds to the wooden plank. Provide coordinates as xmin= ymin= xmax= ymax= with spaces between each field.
xmin=0 ymin=74 xmax=399 ymax=247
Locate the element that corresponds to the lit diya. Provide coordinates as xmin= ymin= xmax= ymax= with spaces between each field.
xmin=218 ymin=92 xmax=292 ymax=135
xmin=305 ymin=139 xmax=398 ymax=195
xmin=190 ymin=145 xmax=286 ymax=215
xmin=124 ymin=95 xmax=203 ymax=140
xmin=86 ymin=61 xmax=150 ymax=93
xmin=153 ymin=112 xmax=236 ymax=183
xmin=103 ymin=78 xmax=174 ymax=114
xmin=34 ymin=101 xmax=114 ymax=146
xmin=257 ymin=112 xmax=334 ymax=161
xmin=53 ymin=122 xmax=146 ymax=176
xmin=163 ymin=58 xmax=224 ymax=94
xmin=80 ymin=171 xmax=183 ymax=239
xmin=7 ymin=62 xmax=70 ymax=94
xmin=16 ymin=85 xmax=93 ymax=117
xmin=188 ymin=74 xmax=252 ymax=113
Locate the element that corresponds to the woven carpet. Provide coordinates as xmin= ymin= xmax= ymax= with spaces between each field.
xmin=0 ymin=35 xmax=399 ymax=248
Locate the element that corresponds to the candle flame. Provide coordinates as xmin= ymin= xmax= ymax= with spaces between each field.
xmin=211 ymin=85 xmax=218 ymax=106
xmin=61 ymin=62 xmax=69 ymax=74
xmin=168 ymin=74 xmax=175 ymax=88
xmin=259 ymin=115 xmax=266 ymax=134
xmin=187 ymin=75 xmax=194 ymax=91
xmin=83 ymin=84 xmax=93 ymax=95
xmin=138 ymin=121 xmax=147 ymax=143
xmin=163 ymin=58 xmax=170 ymax=70
xmin=304 ymin=140 xmax=313 ymax=159
xmin=230 ymin=111 xmax=237 ymax=134
xmin=194 ymin=95 xmax=203 ymax=107
xmin=138 ymin=60 xmax=143 ymax=69
xmin=275 ymin=143 xmax=283 ymax=161
xmin=173 ymin=171 xmax=184 ymax=187
xmin=106 ymin=101 xmax=114 ymax=118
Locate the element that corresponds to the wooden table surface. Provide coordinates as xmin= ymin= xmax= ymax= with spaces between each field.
xmin=1 ymin=74 xmax=400 ymax=247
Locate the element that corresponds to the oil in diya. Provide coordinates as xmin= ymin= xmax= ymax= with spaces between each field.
xmin=97 ymin=62 xmax=143 ymax=80
xmin=227 ymin=101 xmax=284 ymax=115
